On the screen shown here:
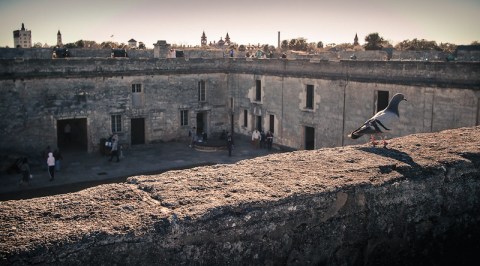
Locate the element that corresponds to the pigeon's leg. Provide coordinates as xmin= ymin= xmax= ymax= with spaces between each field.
xmin=370 ymin=135 xmax=378 ymax=147
xmin=382 ymin=136 xmax=388 ymax=148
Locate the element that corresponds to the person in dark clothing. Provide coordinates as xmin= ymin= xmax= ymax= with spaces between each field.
xmin=19 ymin=158 xmax=31 ymax=186
xmin=226 ymin=132 xmax=234 ymax=157
xmin=266 ymin=131 xmax=274 ymax=150
xmin=260 ymin=130 xmax=266 ymax=149
xmin=53 ymin=149 xmax=63 ymax=171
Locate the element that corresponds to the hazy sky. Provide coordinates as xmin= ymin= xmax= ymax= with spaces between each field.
xmin=1 ymin=0 xmax=479 ymax=48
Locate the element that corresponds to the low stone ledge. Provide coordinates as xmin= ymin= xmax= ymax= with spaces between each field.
xmin=1 ymin=127 xmax=479 ymax=265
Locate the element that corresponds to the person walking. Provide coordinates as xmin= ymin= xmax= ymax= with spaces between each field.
xmin=251 ymin=129 xmax=260 ymax=149
xmin=53 ymin=149 xmax=63 ymax=171
xmin=226 ymin=132 xmax=234 ymax=157
xmin=19 ymin=158 xmax=31 ymax=186
xmin=47 ymin=152 xmax=55 ymax=181
xmin=266 ymin=131 xmax=274 ymax=150
xmin=109 ymin=134 xmax=120 ymax=162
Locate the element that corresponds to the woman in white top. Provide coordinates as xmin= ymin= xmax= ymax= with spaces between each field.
xmin=47 ymin=152 xmax=55 ymax=181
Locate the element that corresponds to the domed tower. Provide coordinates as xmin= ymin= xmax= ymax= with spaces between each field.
xmin=201 ymin=31 xmax=207 ymax=47
xmin=57 ymin=30 xmax=63 ymax=47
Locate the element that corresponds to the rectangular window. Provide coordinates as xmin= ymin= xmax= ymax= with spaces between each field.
xmin=111 ymin=115 xmax=122 ymax=133
xmin=377 ymin=90 xmax=389 ymax=112
xmin=243 ymin=109 xmax=248 ymax=127
xmin=132 ymin=84 xmax=142 ymax=93
xmin=198 ymin=80 xmax=206 ymax=102
xmin=269 ymin=114 xmax=275 ymax=133
xmin=306 ymin=84 xmax=314 ymax=109
xmin=132 ymin=84 xmax=143 ymax=107
xmin=255 ymin=80 xmax=262 ymax=101
xmin=180 ymin=110 xmax=189 ymax=126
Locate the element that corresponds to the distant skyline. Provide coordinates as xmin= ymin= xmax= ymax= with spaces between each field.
xmin=1 ymin=0 xmax=479 ymax=49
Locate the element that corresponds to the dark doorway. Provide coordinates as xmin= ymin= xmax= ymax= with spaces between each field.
xmin=196 ymin=112 xmax=207 ymax=135
xmin=305 ymin=126 xmax=315 ymax=150
xmin=256 ymin=115 xmax=262 ymax=131
xmin=57 ymin=118 xmax=88 ymax=151
xmin=131 ymin=118 xmax=145 ymax=145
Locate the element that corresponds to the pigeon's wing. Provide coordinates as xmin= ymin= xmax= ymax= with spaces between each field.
xmin=348 ymin=109 xmax=400 ymax=139
xmin=371 ymin=109 xmax=399 ymax=131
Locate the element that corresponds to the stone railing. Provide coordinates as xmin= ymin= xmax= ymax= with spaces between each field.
xmin=1 ymin=126 xmax=479 ymax=265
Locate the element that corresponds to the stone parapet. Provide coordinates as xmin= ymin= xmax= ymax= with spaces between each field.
xmin=1 ymin=58 xmax=479 ymax=89
xmin=1 ymin=126 xmax=479 ymax=265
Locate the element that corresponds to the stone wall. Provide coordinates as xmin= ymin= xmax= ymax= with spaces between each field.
xmin=0 ymin=71 xmax=229 ymax=153
xmin=2 ymin=47 xmax=477 ymax=61
xmin=0 ymin=58 xmax=479 ymax=154
xmin=1 ymin=127 xmax=479 ymax=265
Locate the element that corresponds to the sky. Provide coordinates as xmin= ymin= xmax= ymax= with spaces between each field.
xmin=0 ymin=0 xmax=479 ymax=49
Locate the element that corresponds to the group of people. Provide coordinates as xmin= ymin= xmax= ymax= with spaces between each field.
xmin=18 ymin=146 xmax=63 ymax=186
xmin=251 ymin=129 xmax=274 ymax=150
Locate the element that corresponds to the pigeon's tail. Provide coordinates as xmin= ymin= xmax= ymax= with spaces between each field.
xmin=348 ymin=131 xmax=363 ymax=139
xmin=348 ymin=123 xmax=376 ymax=139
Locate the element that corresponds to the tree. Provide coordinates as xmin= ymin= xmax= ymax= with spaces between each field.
xmin=64 ymin=43 xmax=77 ymax=48
xmin=281 ymin=40 xmax=289 ymax=51
xmin=75 ymin=40 xmax=85 ymax=48
xmin=317 ymin=41 xmax=324 ymax=49
xmin=364 ymin=33 xmax=385 ymax=50
xmin=438 ymin=42 xmax=457 ymax=53
xmin=138 ymin=42 xmax=146 ymax=49
xmin=395 ymin=38 xmax=440 ymax=51
xmin=33 ymin=42 xmax=43 ymax=48
xmin=335 ymin=43 xmax=354 ymax=51
xmin=101 ymin=41 xmax=117 ymax=49
xmin=288 ymin=38 xmax=308 ymax=51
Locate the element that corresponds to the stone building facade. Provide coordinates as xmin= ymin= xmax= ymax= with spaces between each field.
xmin=13 ymin=23 xmax=32 ymax=48
xmin=0 ymin=57 xmax=479 ymax=155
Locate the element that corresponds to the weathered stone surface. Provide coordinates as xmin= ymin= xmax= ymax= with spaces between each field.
xmin=0 ymin=58 xmax=479 ymax=155
xmin=1 ymin=127 xmax=479 ymax=265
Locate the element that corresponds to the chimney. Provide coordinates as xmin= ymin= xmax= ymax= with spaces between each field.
xmin=278 ymin=31 xmax=280 ymax=49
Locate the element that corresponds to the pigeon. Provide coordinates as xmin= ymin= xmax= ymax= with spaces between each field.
xmin=348 ymin=93 xmax=407 ymax=147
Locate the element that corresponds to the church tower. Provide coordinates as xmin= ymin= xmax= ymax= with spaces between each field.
xmin=354 ymin=33 xmax=359 ymax=46
xmin=201 ymin=31 xmax=207 ymax=47
xmin=57 ymin=30 xmax=63 ymax=47
xmin=225 ymin=32 xmax=231 ymax=45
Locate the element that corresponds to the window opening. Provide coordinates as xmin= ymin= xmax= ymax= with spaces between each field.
xmin=306 ymin=84 xmax=314 ymax=109
xmin=269 ymin=115 xmax=275 ymax=133
xmin=198 ymin=80 xmax=206 ymax=102
xmin=181 ymin=110 xmax=189 ymax=126
xmin=111 ymin=115 xmax=122 ymax=133
xmin=243 ymin=110 xmax=248 ymax=127
xmin=255 ymin=80 xmax=262 ymax=102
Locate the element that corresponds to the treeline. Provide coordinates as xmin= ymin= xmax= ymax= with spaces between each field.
xmin=280 ymin=33 xmax=479 ymax=53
